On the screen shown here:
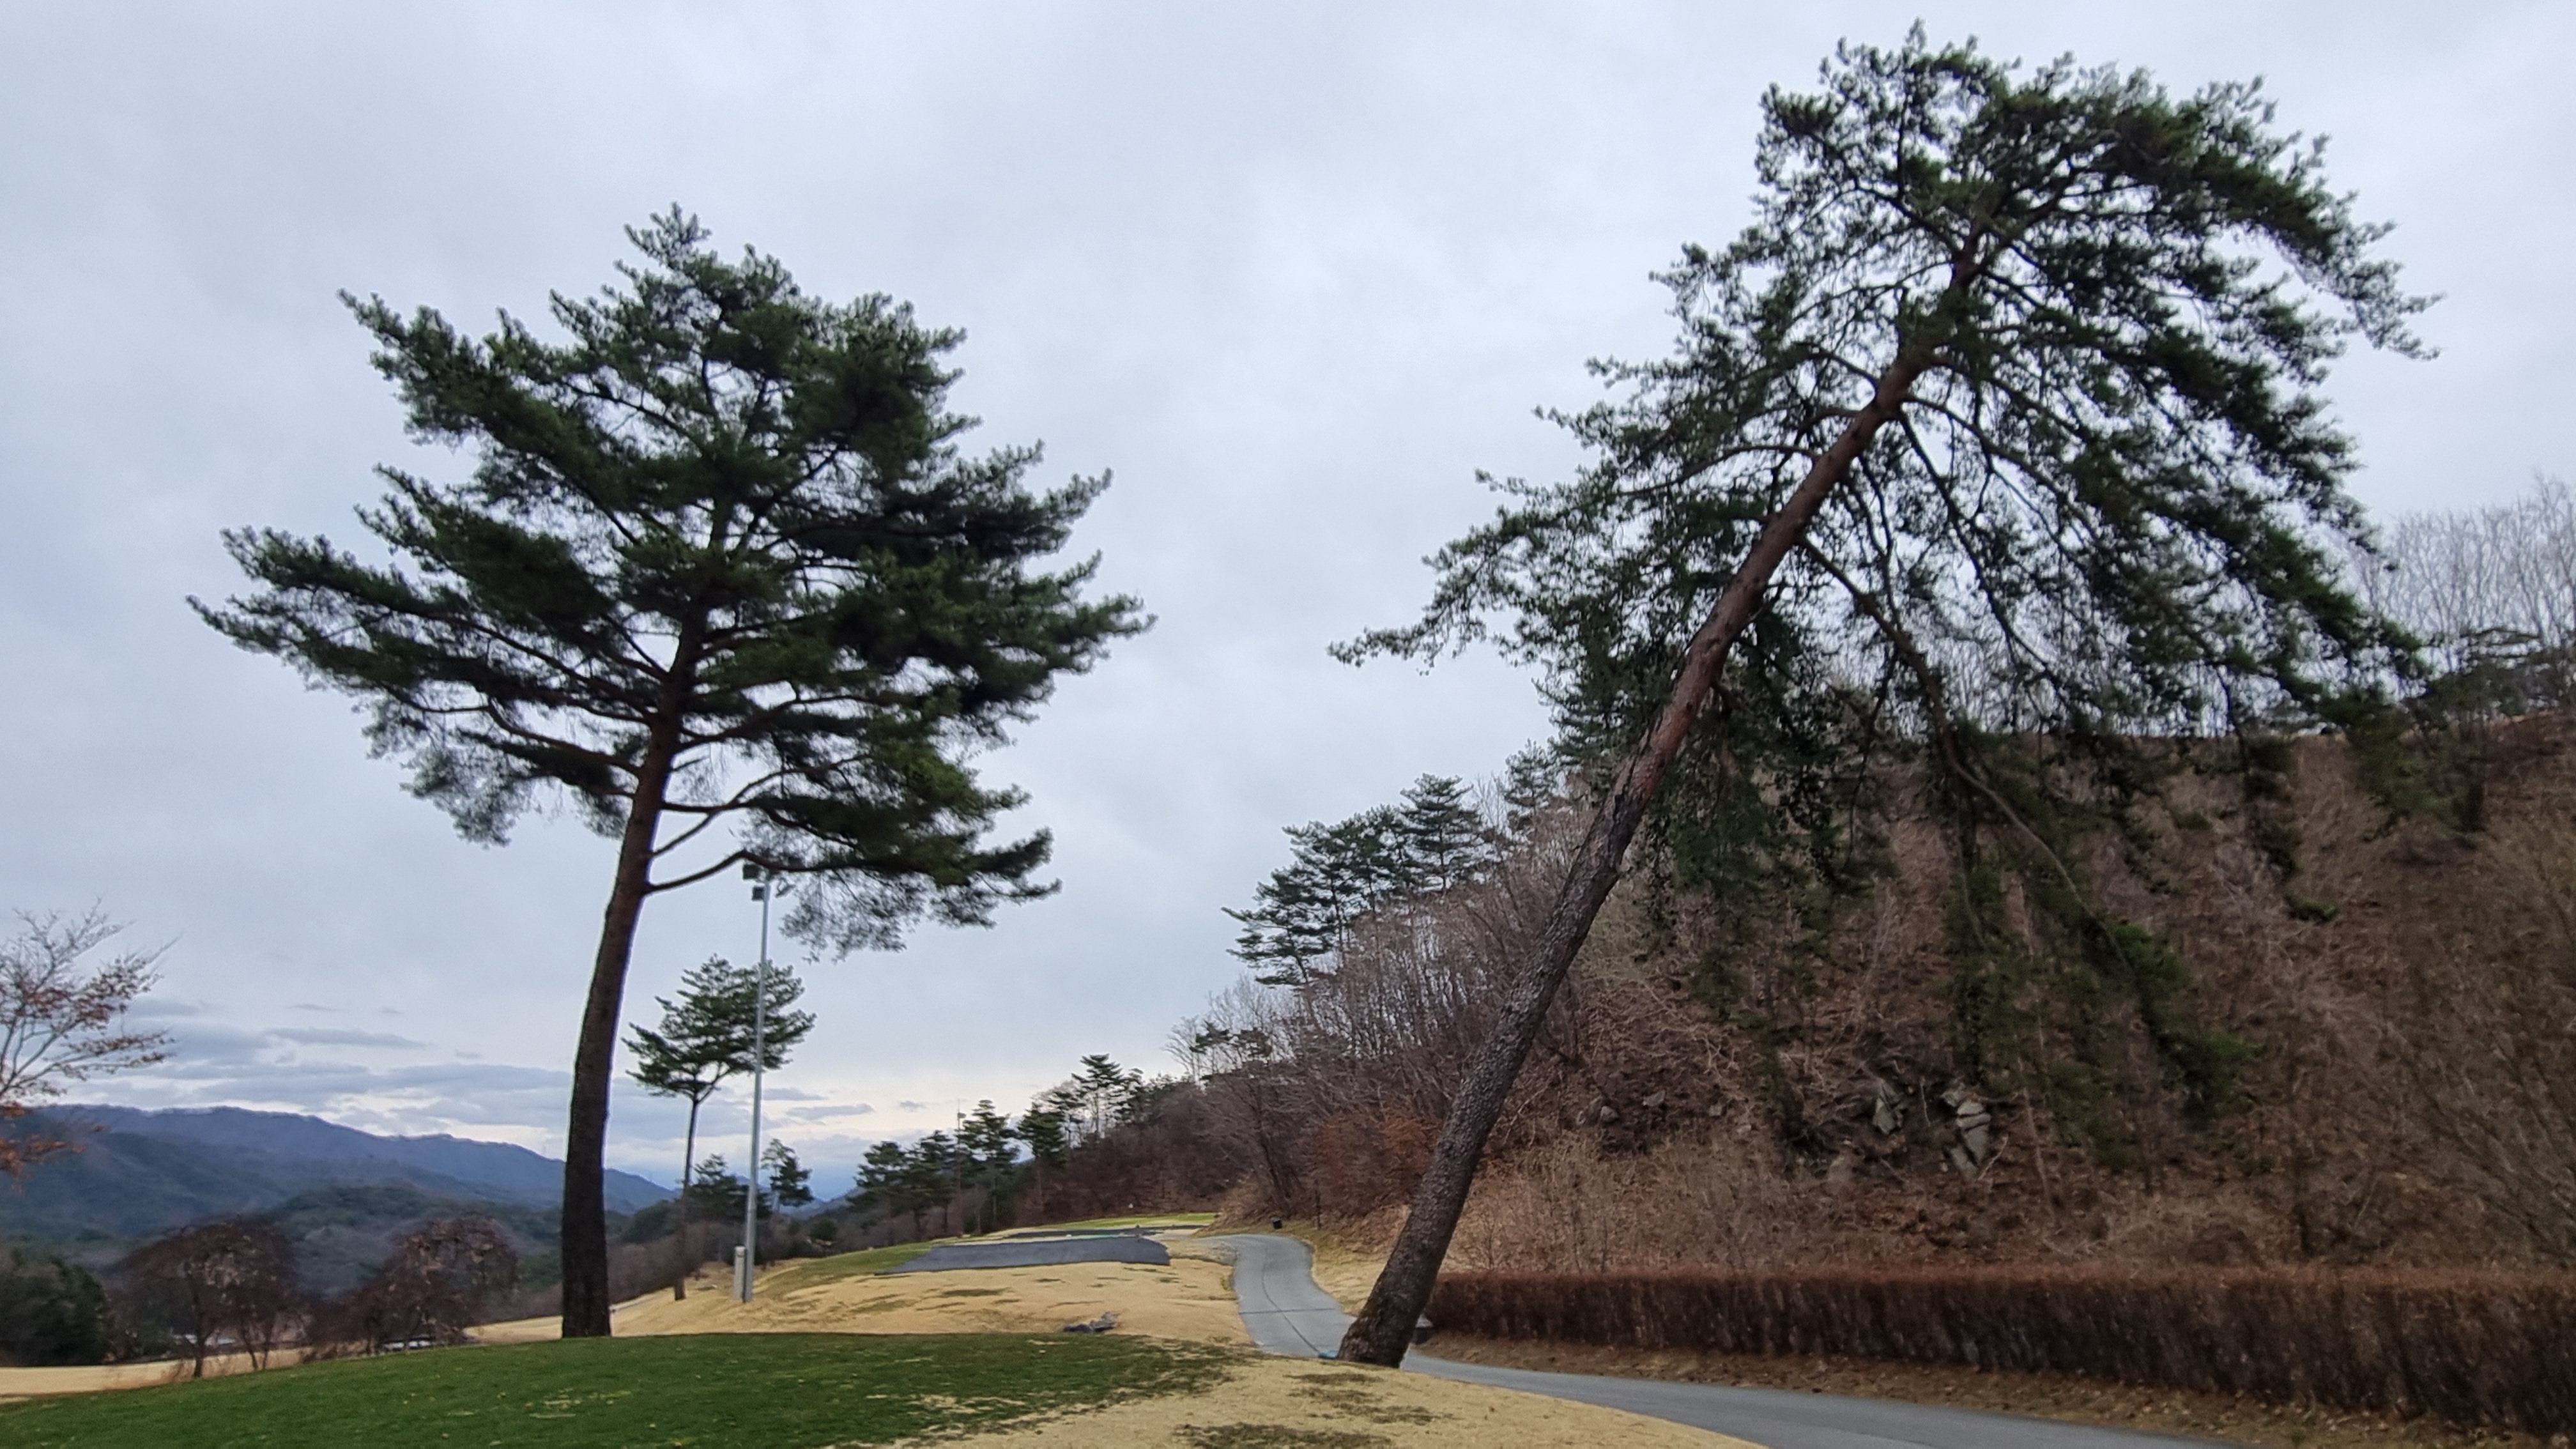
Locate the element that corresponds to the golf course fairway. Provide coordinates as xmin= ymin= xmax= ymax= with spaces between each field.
xmin=0 ymin=1333 xmax=1231 ymax=1448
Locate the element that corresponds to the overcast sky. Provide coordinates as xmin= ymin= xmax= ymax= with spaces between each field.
xmin=3 ymin=2 xmax=2568 ymax=1192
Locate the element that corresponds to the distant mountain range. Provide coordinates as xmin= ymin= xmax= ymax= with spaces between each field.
xmin=0 ymin=1105 xmax=670 ymax=1254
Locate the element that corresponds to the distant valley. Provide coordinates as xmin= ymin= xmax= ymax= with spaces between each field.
xmin=1 ymin=1105 xmax=670 ymax=1285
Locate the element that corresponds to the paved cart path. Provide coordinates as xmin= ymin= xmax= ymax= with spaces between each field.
xmin=1209 ymin=1234 xmax=2237 ymax=1449
xmin=884 ymin=1236 xmax=1171 ymax=1272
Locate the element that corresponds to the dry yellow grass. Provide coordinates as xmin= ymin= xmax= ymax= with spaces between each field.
xmin=588 ymin=1243 xmax=1251 ymax=1344
xmin=899 ymin=1352 xmax=1757 ymax=1448
xmin=0 ymin=1347 xmax=316 ymax=1400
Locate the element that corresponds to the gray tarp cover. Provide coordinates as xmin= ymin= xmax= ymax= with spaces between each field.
xmin=882 ymin=1237 xmax=1172 ymax=1272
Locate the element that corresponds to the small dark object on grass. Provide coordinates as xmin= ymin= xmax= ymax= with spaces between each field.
xmin=1062 ymin=1312 xmax=1118 ymax=1334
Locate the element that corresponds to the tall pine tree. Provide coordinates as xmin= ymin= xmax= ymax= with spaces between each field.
xmin=1333 ymin=32 xmax=2427 ymax=1363
xmin=625 ymin=956 xmax=813 ymax=1299
xmin=195 ymin=212 xmax=1146 ymax=1336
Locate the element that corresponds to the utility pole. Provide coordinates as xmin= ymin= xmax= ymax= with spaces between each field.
xmin=738 ymin=864 xmax=775 ymax=1302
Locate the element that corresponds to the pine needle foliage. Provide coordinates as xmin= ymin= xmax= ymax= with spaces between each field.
xmin=1346 ymin=31 xmax=2427 ymax=1155
xmin=197 ymin=211 xmax=1144 ymax=942
xmin=192 ymin=211 xmax=1144 ymax=1337
xmin=1334 ymin=31 xmax=2429 ymax=1362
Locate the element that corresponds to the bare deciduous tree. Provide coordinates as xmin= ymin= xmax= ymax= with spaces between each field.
xmin=2358 ymin=474 xmax=2576 ymax=711
xmin=1 ymin=908 xmax=172 ymax=1177
xmin=118 ymin=1220 xmax=298 ymax=1377
xmin=310 ymin=1216 xmax=519 ymax=1356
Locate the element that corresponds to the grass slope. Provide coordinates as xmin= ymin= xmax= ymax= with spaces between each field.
xmin=1033 ymin=1214 xmax=1216 ymax=1230
xmin=0 ymin=1333 xmax=1236 ymax=1448
xmin=785 ymin=1241 xmax=937 ymax=1283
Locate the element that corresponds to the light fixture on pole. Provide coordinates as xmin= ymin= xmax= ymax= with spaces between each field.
xmin=738 ymin=861 xmax=778 ymax=1302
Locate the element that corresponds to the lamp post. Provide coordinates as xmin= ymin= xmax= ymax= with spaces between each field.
xmin=738 ymin=863 xmax=777 ymax=1302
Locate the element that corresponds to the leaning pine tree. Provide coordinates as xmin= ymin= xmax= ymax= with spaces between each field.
xmin=1333 ymin=32 xmax=2428 ymax=1364
xmin=195 ymin=212 xmax=1146 ymax=1337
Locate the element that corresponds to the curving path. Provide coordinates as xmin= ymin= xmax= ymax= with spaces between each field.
xmin=1209 ymin=1234 xmax=2237 ymax=1449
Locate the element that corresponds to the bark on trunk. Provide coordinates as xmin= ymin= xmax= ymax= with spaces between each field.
xmin=558 ymin=795 xmax=663 ymax=1337
xmin=673 ymin=1099 xmax=700 ymax=1300
xmin=560 ymin=656 xmax=694 ymax=1338
xmin=1336 ymin=355 xmax=1928 ymax=1366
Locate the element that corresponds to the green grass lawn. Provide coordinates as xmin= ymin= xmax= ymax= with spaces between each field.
xmin=0 ymin=1333 xmax=1239 ymax=1448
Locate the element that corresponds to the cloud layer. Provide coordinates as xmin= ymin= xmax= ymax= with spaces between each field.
xmin=3 ymin=2 xmax=2568 ymax=1183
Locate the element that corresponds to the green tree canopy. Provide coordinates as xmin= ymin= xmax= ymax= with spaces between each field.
xmin=1334 ymin=31 xmax=2428 ymax=1365
xmin=1225 ymin=775 xmax=1499 ymax=985
xmin=686 ymin=1153 xmax=762 ymax=1219
xmin=1014 ymin=1101 xmax=1070 ymax=1172
xmin=194 ymin=211 xmax=1144 ymax=1337
xmin=625 ymin=956 xmax=811 ymax=1298
xmin=760 ymin=1138 xmax=813 ymax=1209
xmin=852 ymin=1137 xmax=953 ymax=1239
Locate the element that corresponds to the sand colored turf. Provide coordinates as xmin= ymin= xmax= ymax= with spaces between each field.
xmin=592 ymin=1243 xmax=1252 ymax=1344
xmin=1026 ymin=1213 xmax=1218 ymax=1231
xmin=0 ymin=1349 xmax=307 ymax=1399
xmin=902 ymin=1352 xmax=1758 ymax=1448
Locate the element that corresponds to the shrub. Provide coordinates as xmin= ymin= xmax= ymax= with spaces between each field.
xmin=1427 ymin=1266 xmax=2576 ymax=1434
xmin=308 ymin=1216 xmax=516 ymax=1357
xmin=0 ymin=1248 xmax=110 ymax=1365
xmin=118 ymin=1219 xmax=299 ymax=1376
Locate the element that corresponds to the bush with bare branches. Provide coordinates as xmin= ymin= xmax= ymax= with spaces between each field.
xmin=308 ymin=1216 xmax=518 ymax=1356
xmin=0 ymin=908 xmax=171 ymax=1176
xmin=117 ymin=1220 xmax=298 ymax=1377
xmin=1432 ymin=1264 xmax=2576 ymax=1434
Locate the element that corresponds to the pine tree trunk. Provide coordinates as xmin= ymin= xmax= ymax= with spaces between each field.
xmin=559 ymin=687 xmax=690 ymax=1338
xmin=559 ymin=825 xmax=657 ymax=1337
xmin=673 ymin=1099 xmax=699 ymax=1300
xmin=1335 ymin=355 xmax=1928 ymax=1366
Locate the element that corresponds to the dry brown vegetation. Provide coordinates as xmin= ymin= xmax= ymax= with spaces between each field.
xmin=1426 ymin=1266 xmax=2576 ymax=1434
xmin=1107 ymin=719 xmax=2574 ymax=1288
xmin=1425 ymin=1335 xmax=2561 ymax=1449
xmin=1032 ymin=712 xmax=2576 ymax=1431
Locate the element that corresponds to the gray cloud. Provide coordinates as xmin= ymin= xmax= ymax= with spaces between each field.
xmin=3 ymin=1 xmax=2568 ymax=1173
xmin=268 ymin=1027 xmax=427 ymax=1048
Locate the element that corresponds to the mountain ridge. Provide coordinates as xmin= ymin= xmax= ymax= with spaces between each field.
xmin=0 ymin=1105 xmax=669 ymax=1250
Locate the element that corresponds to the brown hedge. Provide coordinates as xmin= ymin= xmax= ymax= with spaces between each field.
xmin=1426 ymin=1267 xmax=2576 ymax=1434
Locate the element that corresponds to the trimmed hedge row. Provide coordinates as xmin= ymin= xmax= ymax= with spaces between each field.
xmin=1426 ymin=1267 xmax=2576 ymax=1433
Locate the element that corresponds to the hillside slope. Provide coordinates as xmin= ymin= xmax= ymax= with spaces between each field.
xmin=1048 ymin=720 xmax=2576 ymax=1278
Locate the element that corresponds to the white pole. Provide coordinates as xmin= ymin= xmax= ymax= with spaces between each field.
xmin=739 ymin=869 xmax=772 ymax=1302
